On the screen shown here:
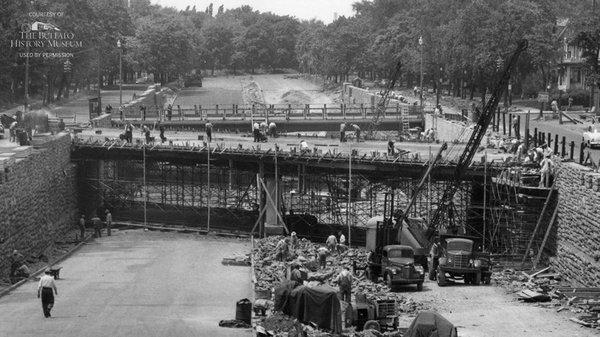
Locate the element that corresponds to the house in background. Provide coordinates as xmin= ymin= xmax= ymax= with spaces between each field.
xmin=557 ymin=19 xmax=589 ymax=92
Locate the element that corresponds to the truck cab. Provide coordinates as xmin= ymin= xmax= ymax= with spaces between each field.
xmin=428 ymin=235 xmax=491 ymax=286
xmin=367 ymin=245 xmax=425 ymax=291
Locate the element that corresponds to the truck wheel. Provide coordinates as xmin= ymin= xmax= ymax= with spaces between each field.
xmin=437 ymin=267 xmax=447 ymax=287
xmin=417 ymin=282 xmax=423 ymax=291
xmin=363 ymin=320 xmax=381 ymax=332
xmin=464 ymin=275 xmax=471 ymax=285
xmin=484 ymin=275 xmax=491 ymax=285
xmin=474 ymin=272 xmax=481 ymax=285
xmin=386 ymin=274 xmax=395 ymax=290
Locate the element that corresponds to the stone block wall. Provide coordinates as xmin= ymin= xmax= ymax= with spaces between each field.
xmin=425 ymin=114 xmax=472 ymax=143
xmin=0 ymin=133 xmax=78 ymax=278
xmin=552 ymin=161 xmax=600 ymax=287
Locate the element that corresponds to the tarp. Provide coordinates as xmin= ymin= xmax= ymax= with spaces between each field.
xmin=404 ymin=311 xmax=457 ymax=337
xmin=274 ymin=282 xmax=342 ymax=333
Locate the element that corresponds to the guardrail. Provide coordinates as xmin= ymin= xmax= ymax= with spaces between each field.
xmin=111 ymin=103 xmax=424 ymax=122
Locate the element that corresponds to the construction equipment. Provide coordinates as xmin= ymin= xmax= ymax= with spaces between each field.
xmin=367 ymin=61 xmax=402 ymax=138
xmin=359 ymin=143 xmax=448 ymax=289
xmin=426 ymin=40 xmax=528 ymax=238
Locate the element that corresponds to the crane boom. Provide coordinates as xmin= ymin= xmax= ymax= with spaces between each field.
xmin=427 ymin=40 xmax=528 ymax=238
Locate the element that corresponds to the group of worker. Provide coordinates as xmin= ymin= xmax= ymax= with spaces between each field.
xmin=278 ymin=231 xmax=353 ymax=303
xmin=339 ymin=122 xmax=361 ymax=142
xmin=78 ymin=209 xmax=113 ymax=241
xmin=252 ymin=121 xmax=277 ymax=142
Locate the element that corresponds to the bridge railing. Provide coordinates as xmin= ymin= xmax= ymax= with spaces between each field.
xmin=116 ymin=103 xmax=424 ymax=122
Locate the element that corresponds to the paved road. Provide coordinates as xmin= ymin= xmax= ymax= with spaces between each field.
xmin=0 ymin=230 xmax=252 ymax=337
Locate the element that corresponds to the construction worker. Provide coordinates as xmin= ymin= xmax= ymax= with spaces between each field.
xmin=125 ymin=123 xmax=134 ymax=143
xmin=338 ymin=231 xmax=346 ymax=246
xmin=268 ymin=121 xmax=277 ymax=138
xmin=92 ymin=215 xmax=102 ymax=238
xmin=387 ymin=139 xmax=395 ymax=156
xmin=539 ymin=154 xmax=553 ymax=188
xmin=105 ymin=209 xmax=112 ymax=236
xmin=9 ymin=120 xmax=17 ymax=142
xmin=38 ymin=268 xmax=58 ymax=318
xmin=58 ymin=119 xmax=65 ymax=132
xmin=289 ymin=263 xmax=303 ymax=287
xmin=299 ymin=140 xmax=309 ymax=154
xmin=275 ymin=238 xmax=289 ymax=261
xmin=290 ymin=231 xmax=299 ymax=250
xmin=205 ymin=122 xmax=213 ymax=142
xmin=333 ymin=267 xmax=352 ymax=302
xmin=159 ymin=123 xmax=167 ymax=143
xmin=351 ymin=124 xmax=361 ymax=142
xmin=512 ymin=115 xmax=520 ymax=139
xmin=316 ymin=246 xmax=329 ymax=269
xmin=10 ymin=250 xmax=30 ymax=283
xmin=260 ymin=121 xmax=268 ymax=136
xmin=326 ymin=233 xmax=338 ymax=252
xmin=253 ymin=122 xmax=260 ymax=142
xmin=78 ymin=215 xmax=86 ymax=242
xmin=340 ymin=122 xmax=347 ymax=142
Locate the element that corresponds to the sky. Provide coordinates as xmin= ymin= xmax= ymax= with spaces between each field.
xmin=151 ymin=0 xmax=357 ymax=23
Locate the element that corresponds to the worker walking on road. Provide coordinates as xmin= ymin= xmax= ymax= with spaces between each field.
xmin=105 ymin=209 xmax=112 ymax=236
xmin=205 ymin=122 xmax=213 ymax=142
xmin=78 ymin=215 xmax=86 ymax=242
xmin=334 ymin=267 xmax=352 ymax=302
xmin=38 ymin=268 xmax=58 ymax=318
xmin=92 ymin=215 xmax=102 ymax=238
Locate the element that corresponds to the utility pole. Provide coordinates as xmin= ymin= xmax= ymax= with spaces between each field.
xmin=143 ymin=144 xmax=147 ymax=226
xmin=419 ymin=36 xmax=424 ymax=107
xmin=117 ymin=39 xmax=123 ymax=108
xmin=207 ymin=140 xmax=211 ymax=232
xmin=97 ymin=48 xmax=101 ymax=116
xmin=347 ymin=149 xmax=352 ymax=246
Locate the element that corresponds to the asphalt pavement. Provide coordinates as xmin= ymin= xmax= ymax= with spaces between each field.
xmin=0 ymin=230 xmax=253 ymax=337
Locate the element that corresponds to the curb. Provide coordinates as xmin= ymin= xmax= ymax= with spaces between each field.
xmin=114 ymin=221 xmax=250 ymax=239
xmin=0 ymin=234 xmax=93 ymax=299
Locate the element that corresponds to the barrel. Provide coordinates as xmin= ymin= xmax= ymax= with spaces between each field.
xmin=235 ymin=298 xmax=252 ymax=324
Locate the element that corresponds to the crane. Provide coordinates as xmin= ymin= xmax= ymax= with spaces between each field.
xmin=367 ymin=61 xmax=403 ymax=137
xmin=426 ymin=40 xmax=528 ymax=239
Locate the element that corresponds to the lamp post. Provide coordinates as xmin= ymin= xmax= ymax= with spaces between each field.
xmin=117 ymin=39 xmax=123 ymax=108
xmin=419 ymin=36 xmax=424 ymax=107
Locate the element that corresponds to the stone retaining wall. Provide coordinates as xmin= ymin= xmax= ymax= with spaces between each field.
xmin=552 ymin=161 xmax=600 ymax=286
xmin=0 ymin=133 xmax=78 ymax=279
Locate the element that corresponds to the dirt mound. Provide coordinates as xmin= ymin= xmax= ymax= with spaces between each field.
xmin=242 ymin=81 xmax=266 ymax=106
xmin=280 ymin=90 xmax=311 ymax=105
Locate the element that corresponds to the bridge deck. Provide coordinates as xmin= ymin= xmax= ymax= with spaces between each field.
xmin=71 ymin=129 xmax=508 ymax=179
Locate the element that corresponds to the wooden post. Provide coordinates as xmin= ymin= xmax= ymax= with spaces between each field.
xmin=199 ymin=105 xmax=203 ymax=120
xmin=361 ymin=103 xmax=366 ymax=118
xmin=502 ymin=110 xmax=506 ymax=135
xmin=492 ymin=111 xmax=496 ymax=132
xmin=497 ymin=107 xmax=501 ymax=131
xmin=508 ymin=113 xmax=512 ymax=137
xmin=194 ymin=104 xmax=198 ymax=115
xmin=570 ymin=141 xmax=575 ymax=160
xmin=561 ymin=136 xmax=566 ymax=157
xmin=533 ymin=127 xmax=538 ymax=146
xmin=304 ymin=104 xmax=308 ymax=119
xmin=554 ymin=134 xmax=559 ymax=155
xmin=341 ymin=103 xmax=345 ymax=119
xmin=323 ymin=104 xmax=327 ymax=119
xmin=580 ymin=142 xmax=586 ymax=164
xmin=517 ymin=115 xmax=521 ymax=140
xmin=215 ymin=104 xmax=219 ymax=119
xmin=547 ymin=132 xmax=552 ymax=148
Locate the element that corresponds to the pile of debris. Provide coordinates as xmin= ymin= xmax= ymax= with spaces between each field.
xmin=252 ymin=236 xmax=428 ymax=316
xmin=493 ymin=267 xmax=600 ymax=329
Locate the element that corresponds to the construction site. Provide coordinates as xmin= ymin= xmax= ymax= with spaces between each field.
xmin=2 ymin=4 xmax=600 ymax=336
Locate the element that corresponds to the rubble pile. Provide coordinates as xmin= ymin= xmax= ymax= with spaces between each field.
xmin=252 ymin=236 xmax=429 ymax=315
xmin=493 ymin=267 xmax=600 ymax=329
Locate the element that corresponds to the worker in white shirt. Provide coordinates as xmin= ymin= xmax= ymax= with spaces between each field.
xmin=338 ymin=231 xmax=346 ymax=246
xmin=299 ymin=140 xmax=309 ymax=154
xmin=38 ymin=268 xmax=58 ymax=318
xmin=253 ymin=122 xmax=260 ymax=142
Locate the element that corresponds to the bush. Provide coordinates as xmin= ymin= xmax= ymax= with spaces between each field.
xmin=551 ymin=88 xmax=590 ymax=107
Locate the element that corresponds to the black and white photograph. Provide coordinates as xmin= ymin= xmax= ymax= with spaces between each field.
xmin=0 ymin=0 xmax=599 ymax=336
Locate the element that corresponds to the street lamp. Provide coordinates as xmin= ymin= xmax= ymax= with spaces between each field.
xmin=117 ymin=39 xmax=123 ymax=108
xmin=419 ymin=36 xmax=424 ymax=107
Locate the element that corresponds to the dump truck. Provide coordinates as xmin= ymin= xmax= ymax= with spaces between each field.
xmin=365 ymin=244 xmax=424 ymax=291
xmin=428 ymin=234 xmax=491 ymax=286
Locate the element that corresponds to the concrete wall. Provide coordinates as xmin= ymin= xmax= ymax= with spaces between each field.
xmin=552 ymin=162 xmax=600 ymax=287
xmin=425 ymin=113 xmax=472 ymax=143
xmin=0 ymin=133 xmax=78 ymax=279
